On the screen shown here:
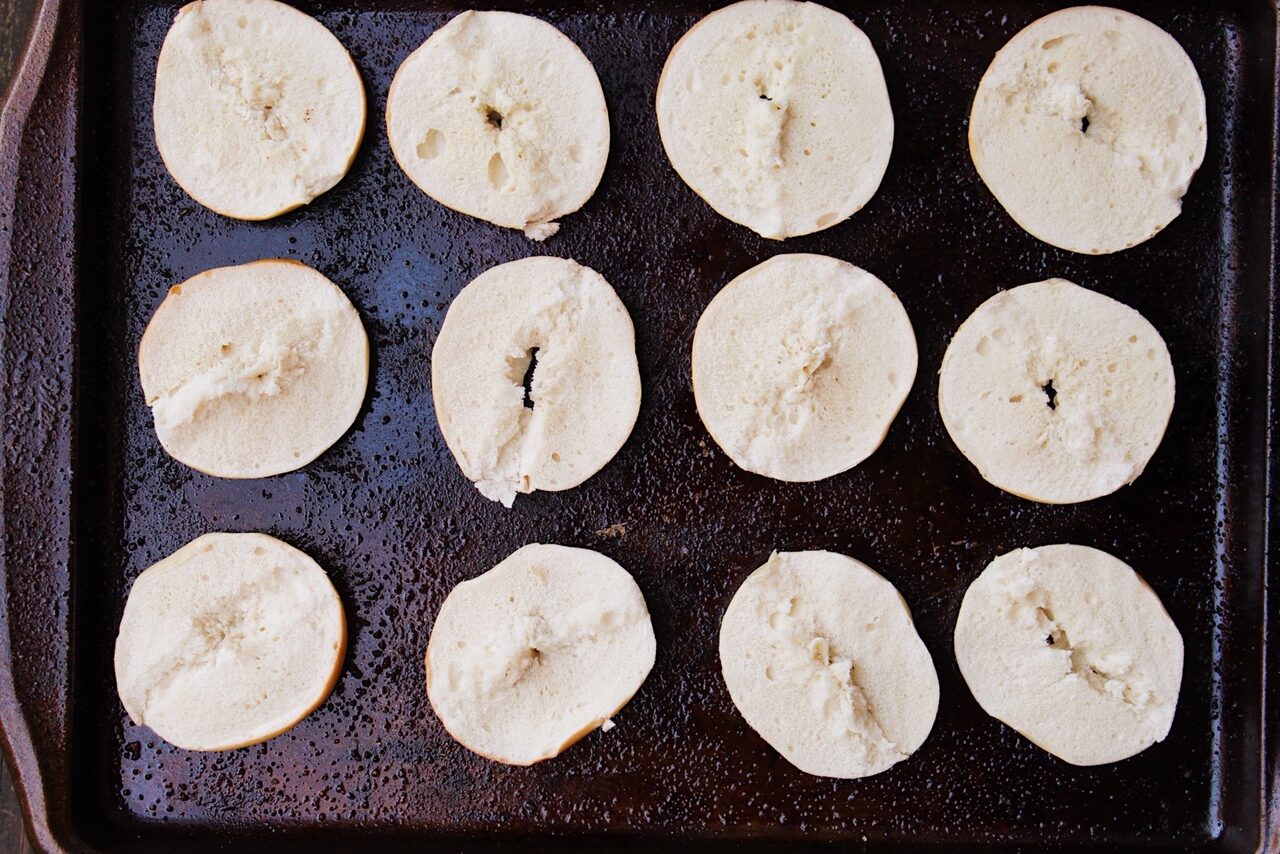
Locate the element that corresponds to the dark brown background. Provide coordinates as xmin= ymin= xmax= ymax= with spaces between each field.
xmin=1 ymin=0 xmax=39 ymax=847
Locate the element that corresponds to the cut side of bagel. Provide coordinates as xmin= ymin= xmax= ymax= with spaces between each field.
xmin=138 ymin=259 xmax=369 ymax=479
xmin=425 ymin=543 xmax=656 ymax=765
xmin=430 ymin=256 xmax=640 ymax=506
xmin=938 ymin=278 xmax=1174 ymax=503
xmin=114 ymin=532 xmax=347 ymax=751
xmin=386 ymin=10 xmax=609 ymax=239
xmin=719 ymin=551 xmax=938 ymax=779
xmin=656 ymin=0 xmax=893 ymax=239
xmin=692 ymin=254 xmax=916 ymax=482
xmin=153 ymin=0 xmax=367 ymax=220
xmin=954 ymin=544 xmax=1183 ymax=766
xmin=968 ymin=6 xmax=1207 ymax=254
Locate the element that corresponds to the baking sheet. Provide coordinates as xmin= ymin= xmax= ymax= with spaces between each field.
xmin=0 ymin=0 xmax=1274 ymax=850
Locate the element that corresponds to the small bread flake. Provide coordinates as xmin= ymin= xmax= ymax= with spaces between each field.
xmin=523 ymin=221 xmax=560 ymax=241
xmin=600 ymin=718 xmax=616 ymax=732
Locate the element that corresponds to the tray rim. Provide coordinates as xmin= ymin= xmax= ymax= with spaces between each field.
xmin=1 ymin=2 xmax=81 ymax=852
xmin=0 ymin=0 xmax=1275 ymax=851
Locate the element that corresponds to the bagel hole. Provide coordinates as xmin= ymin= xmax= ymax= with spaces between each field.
xmin=1042 ymin=379 xmax=1058 ymax=410
xmin=521 ymin=348 xmax=539 ymax=409
xmin=487 ymin=152 xmax=511 ymax=190
xmin=417 ymin=128 xmax=444 ymax=160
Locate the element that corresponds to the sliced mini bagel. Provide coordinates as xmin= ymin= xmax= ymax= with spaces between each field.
xmin=656 ymin=0 xmax=893 ymax=239
xmin=425 ymin=543 xmax=656 ymax=765
xmin=430 ymin=256 xmax=640 ymax=506
xmin=138 ymin=259 xmax=369 ymax=479
xmin=938 ymin=278 xmax=1174 ymax=503
xmin=954 ymin=544 xmax=1183 ymax=765
xmin=969 ymin=6 xmax=1207 ymax=254
xmin=692 ymin=254 xmax=916 ymax=482
xmin=387 ymin=10 xmax=609 ymax=240
xmin=153 ymin=0 xmax=367 ymax=220
xmin=720 ymin=551 xmax=939 ymax=778
xmin=114 ymin=532 xmax=346 ymax=751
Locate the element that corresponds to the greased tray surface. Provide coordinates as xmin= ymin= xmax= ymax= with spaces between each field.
xmin=0 ymin=0 xmax=1275 ymax=850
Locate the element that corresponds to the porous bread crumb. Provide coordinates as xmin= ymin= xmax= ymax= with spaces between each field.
xmin=431 ymin=257 xmax=640 ymax=506
xmin=425 ymin=544 xmax=655 ymax=765
xmin=153 ymin=0 xmax=366 ymax=220
xmin=387 ymin=11 xmax=608 ymax=238
xmin=114 ymin=533 xmax=345 ymax=751
xmin=693 ymin=254 xmax=916 ymax=482
xmin=138 ymin=260 xmax=369 ymax=479
xmin=938 ymin=278 xmax=1174 ymax=503
xmin=968 ymin=6 xmax=1206 ymax=253
xmin=656 ymin=0 xmax=893 ymax=238
xmin=719 ymin=551 xmax=938 ymax=778
xmin=954 ymin=544 xmax=1183 ymax=765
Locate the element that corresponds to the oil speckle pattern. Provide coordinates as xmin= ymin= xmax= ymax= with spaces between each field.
xmin=60 ymin=0 xmax=1272 ymax=848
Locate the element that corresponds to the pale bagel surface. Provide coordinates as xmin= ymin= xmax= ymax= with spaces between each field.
xmin=114 ymin=533 xmax=346 ymax=751
xmin=720 ymin=551 xmax=938 ymax=778
xmin=153 ymin=0 xmax=366 ymax=220
xmin=969 ymin=6 xmax=1206 ymax=254
xmin=954 ymin=544 xmax=1183 ymax=766
xmin=938 ymin=278 xmax=1174 ymax=503
xmin=425 ymin=543 xmax=656 ymax=765
xmin=138 ymin=260 xmax=369 ymax=479
xmin=431 ymin=257 xmax=640 ymax=506
xmin=692 ymin=254 xmax=916 ymax=482
xmin=656 ymin=0 xmax=893 ymax=239
xmin=387 ymin=11 xmax=609 ymax=240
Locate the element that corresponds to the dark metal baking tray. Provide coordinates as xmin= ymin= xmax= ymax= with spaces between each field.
xmin=0 ymin=0 xmax=1275 ymax=850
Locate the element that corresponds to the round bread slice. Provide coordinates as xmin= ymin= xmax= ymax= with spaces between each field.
xmin=720 ymin=551 xmax=938 ymax=778
xmin=692 ymin=254 xmax=916 ymax=482
xmin=153 ymin=0 xmax=366 ymax=220
xmin=431 ymin=256 xmax=640 ymax=506
xmin=424 ymin=543 xmax=656 ymax=765
xmin=114 ymin=532 xmax=346 ymax=751
xmin=138 ymin=259 xmax=369 ymax=479
xmin=938 ymin=278 xmax=1174 ymax=503
xmin=954 ymin=544 xmax=1183 ymax=766
xmin=386 ymin=11 xmax=609 ymax=240
xmin=969 ymin=6 xmax=1207 ymax=254
xmin=655 ymin=0 xmax=893 ymax=239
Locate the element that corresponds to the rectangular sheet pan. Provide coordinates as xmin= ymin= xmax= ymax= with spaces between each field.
xmin=0 ymin=0 xmax=1276 ymax=850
